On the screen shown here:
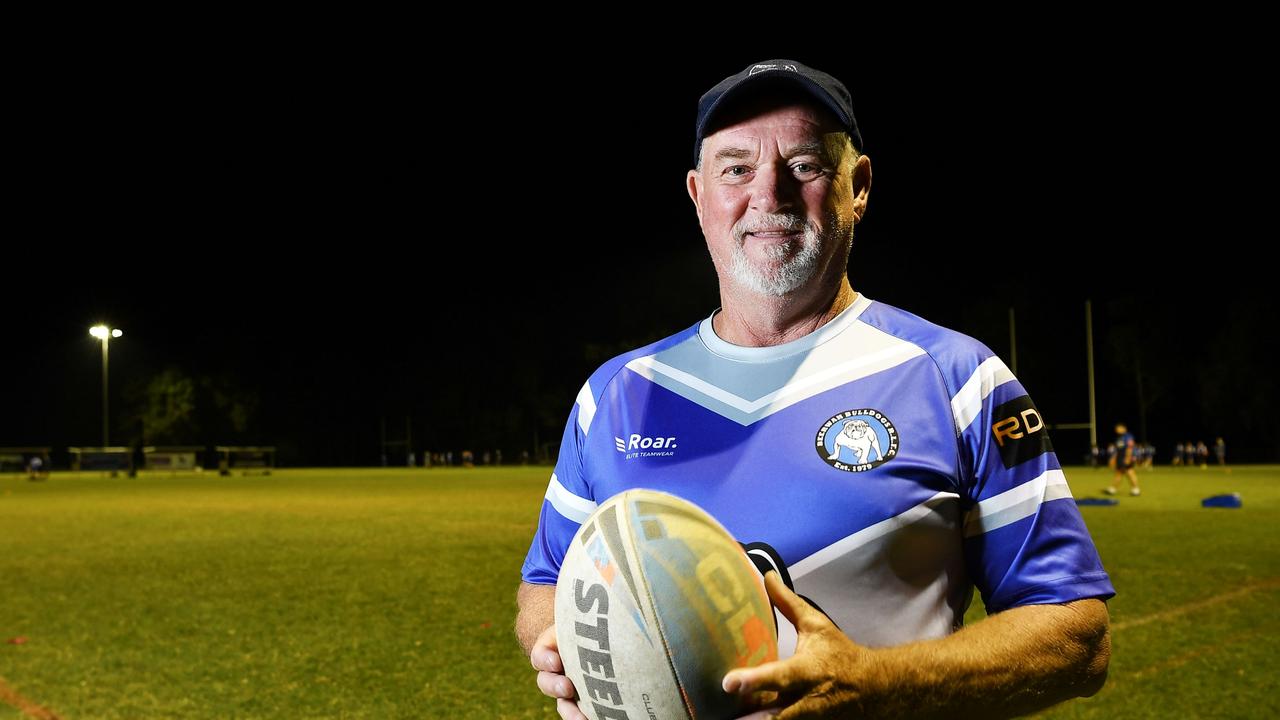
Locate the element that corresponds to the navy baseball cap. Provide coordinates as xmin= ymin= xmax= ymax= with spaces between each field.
xmin=694 ymin=59 xmax=862 ymax=166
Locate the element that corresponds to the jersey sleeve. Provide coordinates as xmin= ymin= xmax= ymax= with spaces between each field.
xmin=520 ymin=381 xmax=600 ymax=586
xmin=954 ymin=354 xmax=1116 ymax=613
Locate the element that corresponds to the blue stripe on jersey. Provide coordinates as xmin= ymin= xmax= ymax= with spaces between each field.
xmin=521 ymin=498 xmax=582 ymax=585
xmin=520 ymin=406 xmax=590 ymax=585
xmin=549 ymin=404 xmax=589 ymax=500
xmin=968 ymin=454 xmax=1067 ymax=510
xmin=965 ymin=500 xmax=1115 ymax=613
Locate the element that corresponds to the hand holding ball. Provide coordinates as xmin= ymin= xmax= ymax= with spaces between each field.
xmin=555 ymin=489 xmax=777 ymax=720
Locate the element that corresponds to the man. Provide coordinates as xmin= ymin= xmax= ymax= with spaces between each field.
xmin=516 ymin=60 xmax=1113 ymax=719
xmin=26 ymin=454 xmax=48 ymax=481
xmin=1104 ymin=423 xmax=1140 ymax=496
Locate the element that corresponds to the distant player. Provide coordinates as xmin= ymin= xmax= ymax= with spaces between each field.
xmin=1104 ymin=423 xmax=1140 ymax=496
xmin=1172 ymin=442 xmax=1184 ymax=466
xmin=26 ymin=455 xmax=48 ymax=481
xmin=1215 ymin=437 xmax=1226 ymax=466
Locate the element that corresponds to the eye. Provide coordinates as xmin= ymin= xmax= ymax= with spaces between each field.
xmin=724 ymin=165 xmax=750 ymax=177
xmin=792 ymin=162 xmax=824 ymax=177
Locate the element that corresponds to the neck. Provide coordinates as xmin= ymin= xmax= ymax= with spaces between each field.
xmin=713 ymin=275 xmax=857 ymax=347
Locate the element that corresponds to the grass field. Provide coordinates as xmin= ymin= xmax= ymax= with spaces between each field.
xmin=1 ymin=466 xmax=1276 ymax=719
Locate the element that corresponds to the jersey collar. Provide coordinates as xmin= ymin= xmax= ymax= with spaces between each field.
xmin=698 ymin=292 xmax=873 ymax=362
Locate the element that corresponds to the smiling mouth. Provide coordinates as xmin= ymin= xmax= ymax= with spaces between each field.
xmin=747 ymin=230 xmax=801 ymax=238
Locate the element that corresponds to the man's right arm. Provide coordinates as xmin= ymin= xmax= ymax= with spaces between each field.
xmin=516 ymin=372 xmax=611 ymax=719
xmin=515 ymin=581 xmax=555 ymax=655
xmin=517 ymin=581 xmax=586 ymax=720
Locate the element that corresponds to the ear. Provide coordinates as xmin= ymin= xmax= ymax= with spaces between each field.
xmin=849 ymin=154 xmax=872 ymax=224
xmin=686 ymin=168 xmax=704 ymax=226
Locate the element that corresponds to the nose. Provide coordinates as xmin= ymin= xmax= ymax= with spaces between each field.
xmin=749 ymin=163 xmax=799 ymax=215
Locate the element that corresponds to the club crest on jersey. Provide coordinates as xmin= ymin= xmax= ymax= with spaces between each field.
xmin=815 ymin=409 xmax=898 ymax=472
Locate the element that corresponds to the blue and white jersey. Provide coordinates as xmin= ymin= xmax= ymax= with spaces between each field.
xmin=522 ymin=294 xmax=1114 ymax=653
xmin=1116 ymin=433 xmax=1135 ymax=463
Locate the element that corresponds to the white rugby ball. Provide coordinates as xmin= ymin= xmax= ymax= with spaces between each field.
xmin=554 ymin=489 xmax=777 ymax=720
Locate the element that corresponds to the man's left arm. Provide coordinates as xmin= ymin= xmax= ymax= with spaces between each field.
xmin=727 ymin=572 xmax=1110 ymax=719
xmin=730 ymin=350 xmax=1114 ymax=718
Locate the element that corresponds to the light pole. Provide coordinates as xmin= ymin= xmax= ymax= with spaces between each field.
xmin=89 ymin=325 xmax=123 ymax=447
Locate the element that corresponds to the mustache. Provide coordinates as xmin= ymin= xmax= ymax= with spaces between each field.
xmin=732 ymin=213 xmax=808 ymax=244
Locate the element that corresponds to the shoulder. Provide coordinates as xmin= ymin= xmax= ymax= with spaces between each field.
xmin=857 ymin=297 xmax=1002 ymax=396
xmin=576 ymin=320 xmax=702 ymax=410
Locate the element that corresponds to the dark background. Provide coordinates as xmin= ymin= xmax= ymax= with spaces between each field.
xmin=4 ymin=40 xmax=1275 ymax=466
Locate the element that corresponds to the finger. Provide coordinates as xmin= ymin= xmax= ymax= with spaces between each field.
xmin=762 ymin=571 xmax=828 ymax=633
xmin=531 ymin=626 xmax=564 ymax=673
xmin=537 ymin=671 xmax=576 ymax=699
xmin=539 ymin=624 xmax=560 ymax=652
xmin=531 ymin=647 xmax=564 ymax=673
xmin=723 ymin=657 xmax=805 ymax=695
xmin=733 ymin=712 xmax=779 ymax=720
xmin=731 ymin=694 xmax=784 ymax=720
xmin=557 ymin=697 xmax=589 ymax=720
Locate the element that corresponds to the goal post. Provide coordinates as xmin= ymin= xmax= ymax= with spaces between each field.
xmin=143 ymin=446 xmax=206 ymax=473
xmin=68 ymin=447 xmax=133 ymax=475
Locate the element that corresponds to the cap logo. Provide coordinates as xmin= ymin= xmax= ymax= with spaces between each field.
xmin=748 ymin=63 xmax=798 ymax=76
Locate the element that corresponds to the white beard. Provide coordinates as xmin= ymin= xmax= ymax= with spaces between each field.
xmin=728 ymin=214 xmax=825 ymax=297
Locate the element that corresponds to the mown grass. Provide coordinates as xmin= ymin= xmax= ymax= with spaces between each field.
xmin=1 ymin=465 xmax=1275 ymax=718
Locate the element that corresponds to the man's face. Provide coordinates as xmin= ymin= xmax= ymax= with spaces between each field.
xmin=687 ymin=100 xmax=868 ymax=297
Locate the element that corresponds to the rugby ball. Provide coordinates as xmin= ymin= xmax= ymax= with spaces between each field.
xmin=554 ymin=489 xmax=777 ymax=720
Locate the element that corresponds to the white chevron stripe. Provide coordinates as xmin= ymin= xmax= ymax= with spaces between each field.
xmin=575 ymin=382 xmax=596 ymax=435
xmin=962 ymin=469 xmax=1072 ymax=537
xmin=790 ymin=492 xmax=961 ymax=579
xmin=627 ymin=342 xmax=925 ymax=417
xmin=544 ymin=473 xmax=597 ymax=524
xmin=950 ymin=357 xmax=1016 ymax=435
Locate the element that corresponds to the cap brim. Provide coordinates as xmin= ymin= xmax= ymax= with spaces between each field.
xmin=695 ymin=74 xmax=853 ymax=164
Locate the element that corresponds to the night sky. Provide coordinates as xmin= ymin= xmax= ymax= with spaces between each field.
xmin=5 ymin=43 xmax=1275 ymax=465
